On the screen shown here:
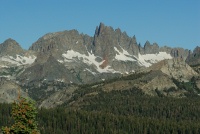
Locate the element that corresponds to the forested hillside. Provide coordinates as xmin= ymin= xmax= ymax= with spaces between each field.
xmin=1 ymin=88 xmax=200 ymax=134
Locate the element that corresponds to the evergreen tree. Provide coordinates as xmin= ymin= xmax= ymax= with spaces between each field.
xmin=1 ymin=95 xmax=40 ymax=134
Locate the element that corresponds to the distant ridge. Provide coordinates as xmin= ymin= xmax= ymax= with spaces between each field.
xmin=0 ymin=22 xmax=199 ymax=104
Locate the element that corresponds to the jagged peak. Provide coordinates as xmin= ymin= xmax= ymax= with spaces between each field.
xmin=193 ymin=46 xmax=200 ymax=53
xmin=115 ymin=28 xmax=121 ymax=33
xmin=152 ymin=42 xmax=158 ymax=46
xmin=99 ymin=22 xmax=105 ymax=28
xmin=95 ymin=22 xmax=116 ymax=36
xmin=144 ymin=41 xmax=151 ymax=47
xmin=144 ymin=41 xmax=159 ymax=47
xmin=95 ymin=22 xmax=106 ymax=36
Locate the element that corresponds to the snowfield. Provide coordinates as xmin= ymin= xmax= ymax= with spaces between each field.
xmin=113 ymin=46 xmax=172 ymax=67
xmin=138 ymin=52 xmax=172 ymax=67
xmin=61 ymin=50 xmax=118 ymax=73
xmin=0 ymin=55 xmax=36 ymax=66
xmin=59 ymin=49 xmax=172 ymax=74
xmin=114 ymin=47 xmax=137 ymax=61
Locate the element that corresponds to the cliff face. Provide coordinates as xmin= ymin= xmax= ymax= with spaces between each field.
xmin=0 ymin=77 xmax=28 ymax=103
xmin=148 ymin=58 xmax=198 ymax=82
xmin=186 ymin=46 xmax=200 ymax=66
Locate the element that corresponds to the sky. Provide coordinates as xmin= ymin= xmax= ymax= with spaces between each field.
xmin=0 ymin=0 xmax=199 ymax=50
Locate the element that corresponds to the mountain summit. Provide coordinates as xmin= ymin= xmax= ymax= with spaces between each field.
xmin=0 ymin=38 xmax=24 ymax=56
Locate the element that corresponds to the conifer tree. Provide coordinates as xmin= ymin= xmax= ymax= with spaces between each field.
xmin=1 ymin=92 xmax=40 ymax=134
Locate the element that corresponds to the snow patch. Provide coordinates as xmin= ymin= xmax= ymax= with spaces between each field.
xmin=138 ymin=52 xmax=172 ymax=67
xmin=125 ymin=72 xmax=129 ymax=74
xmin=0 ymin=65 xmax=8 ymax=68
xmin=113 ymin=46 xmax=172 ymax=68
xmin=114 ymin=47 xmax=136 ymax=61
xmin=62 ymin=50 xmax=117 ymax=73
xmin=138 ymin=54 xmax=152 ymax=67
xmin=60 ymin=49 xmax=172 ymax=73
xmin=56 ymin=79 xmax=64 ymax=82
xmin=84 ymin=68 xmax=96 ymax=75
xmin=0 ymin=55 xmax=36 ymax=66
xmin=57 ymin=60 xmax=64 ymax=63
xmin=0 ymin=75 xmax=10 ymax=78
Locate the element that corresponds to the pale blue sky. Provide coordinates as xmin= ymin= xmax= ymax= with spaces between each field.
xmin=0 ymin=0 xmax=199 ymax=50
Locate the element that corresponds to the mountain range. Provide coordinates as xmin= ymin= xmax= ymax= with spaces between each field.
xmin=0 ymin=23 xmax=199 ymax=107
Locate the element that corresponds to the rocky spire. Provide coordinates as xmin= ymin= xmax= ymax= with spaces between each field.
xmin=186 ymin=46 xmax=200 ymax=65
xmin=95 ymin=23 xmax=103 ymax=36
xmin=144 ymin=41 xmax=159 ymax=54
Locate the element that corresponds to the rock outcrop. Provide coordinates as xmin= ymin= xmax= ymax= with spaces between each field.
xmin=18 ymin=54 xmax=80 ymax=85
xmin=148 ymin=58 xmax=198 ymax=81
xmin=29 ymin=30 xmax=93 ymax=58
xmin=0 ymin=78 xmax=28 ymax=103
xmin=186 ymin=46 xmax=200 ymax=66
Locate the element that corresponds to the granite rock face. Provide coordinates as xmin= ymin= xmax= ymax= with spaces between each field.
xmin=0 ymin=77 xmax=28 ymax=103
xmin=143 ymin=41 xmax=159 ymax=54
xmin=93 ymin=23 xmax=139 ymax=58
xmin=170 ymin=48 xmax=189 ymax=60
xmin=186 ymin=46 xmax=200 ymax=66
xmin=92 ymin=23 xmax=140 ymax=71
xmin=18 ymin=54 xmax=80 ymax=85
xmin=148 ymin=58 xmax=198 ymax=82
xmin=29 ymin=30 xmax=93 ymax=58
